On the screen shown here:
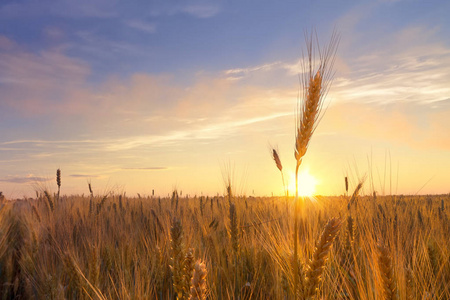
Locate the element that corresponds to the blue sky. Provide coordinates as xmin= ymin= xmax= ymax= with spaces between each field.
xmin=1 ymin=0 xmax=449 ymax=198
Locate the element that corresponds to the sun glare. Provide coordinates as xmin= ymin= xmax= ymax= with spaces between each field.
xmin=288 ymin=170 xmax=318 ymax=197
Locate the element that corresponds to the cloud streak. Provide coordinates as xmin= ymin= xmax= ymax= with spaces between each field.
xmin=124 ymin=20 xmax=157 ymax=33
xmin=0 ymin=175 xmax=50 ymax=184
xmin=0 ymin=0 xmax=117 ymax=19
xmin=121 ymin=167 xmax=167 ymax=170
xmin=69 ymin=174 xmax=101 ymax=178
xmin=148 ymin=2 xmax=221 ymax=18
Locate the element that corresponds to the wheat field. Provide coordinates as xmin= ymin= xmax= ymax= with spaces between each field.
xmin=0 ymin=190 xmax=449 ymax=299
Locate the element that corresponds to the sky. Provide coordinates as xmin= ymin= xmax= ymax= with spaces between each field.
xmin=0 ymin=0 xmax=449 ymax=198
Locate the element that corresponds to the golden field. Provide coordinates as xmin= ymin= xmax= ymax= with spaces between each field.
xmin=0 ymin=190 xmax=449 ymax=299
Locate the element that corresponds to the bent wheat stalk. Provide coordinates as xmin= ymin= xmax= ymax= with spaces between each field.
xmin=303 ymin=217 xmax=342 ymax=299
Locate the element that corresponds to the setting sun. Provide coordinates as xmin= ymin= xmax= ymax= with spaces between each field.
xmin=288 ymin=170 xmax=318 ymax=197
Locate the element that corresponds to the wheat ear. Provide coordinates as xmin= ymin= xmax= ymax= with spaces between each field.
xmin=303 ymin=217 xmax=342 ymax=298
xmin=56 ymin=168 xmax=61 ymax=201
xmin=427 ymin=240 xmax=440 ymax=276
xmin=183 ymin=248 xmax=195 ymax=297
xmin=345 ymin=176 xmax=349 ymax=194
xmin=348 ymin=180 xmax=364 ymax=208
xmin=295 ymin=31 xmax=339 ymax=171
xmin=377 ymin=241 xmax=398 ymax=300
xmin=63 ymin=252 xmax=107 ymax=299
xmin=271 ymin=148 xmax=287 ymax=197
xmin=170 ymin=218 xmax=185 ymax=299
xmin=88 ymin=181 xmax=93 ymax=196
xmin=345 ymin=214 xmax=356 ymax=251
xmin=229 ymin=202 xmax=240 ymax=298
xmin=189 ymin=260 xmax=207 ymax=300
xmin=63 ymin=253 xmax=83 ymax=294
xmin=88 ymin=246 xmax=100 ymax=288
xmin=229 ymin=202 xmax=239 ymax=254
xmin=31 ymin=205 xmax=41 ymax=223
xmin=295 ymin=70 xmax=323 ymax=169
xmin=272 ymin=148 xmax=283 ymax=171
xmin=44 ymin=190 xmax=54 ymax=213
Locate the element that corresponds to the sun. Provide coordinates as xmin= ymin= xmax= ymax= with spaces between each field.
xmin=288 ymin=169 xmax=318 ymax=197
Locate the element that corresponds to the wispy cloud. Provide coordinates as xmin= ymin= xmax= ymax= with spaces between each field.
xmin=331 ymin=43 xmax=450 ymax=106
xmin=0 ymin=0 xmax=118 ymax=19
xmin=73 ymin=30 xmax=152 ymax=59
xmin=103 ymin=111 xmax=290 ymax=151
xmin=70 ymin=174 xmax=101 ymax=178
xmin=224 ymin=62 xmax=282 ymax=80
xmin=0 ymin=35 xmax=18 ymax=50
xmin=149 ymin=2 xmax=221 ymax=18
xmin=124 ymin=20 xmax=157 ymax=33
xmin=0 ymin=146 xmax=25 ymax=151
xmin=0 ymin=39 xmax=90 ymax=115
xmin=0 ymin=175 xmax=50 ymax=184
xmin=180 ymin=3 xmax=220 ymax=18
xmin=0 ymin=105 xmax=290 ymax=167
xmin=2 ymin=139 xmax=102 ymax=145
xmin=121 ymin=167 xmax=167 ymax=170
xmin=1 ymin=0 xmax=221 ymax=20
xmin=43 ymin=26 xmax=65 ymax=39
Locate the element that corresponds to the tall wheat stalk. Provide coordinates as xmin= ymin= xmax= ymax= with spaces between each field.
xmin=293 ymin=31 xmax=339 ymax=295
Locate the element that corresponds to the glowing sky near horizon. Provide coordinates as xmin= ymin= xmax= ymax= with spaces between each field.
xmin=1 ymin=0 xmax=449 ymax=198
